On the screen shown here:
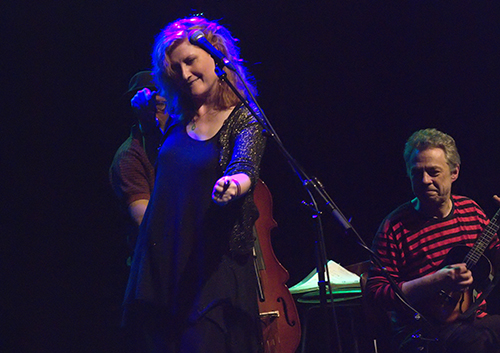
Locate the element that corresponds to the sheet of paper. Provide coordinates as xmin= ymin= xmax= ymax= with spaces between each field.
xmin=289 ymin=260 xmax=360 ymax=295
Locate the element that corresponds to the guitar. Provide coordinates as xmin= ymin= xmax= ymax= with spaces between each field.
xmin=426 ymin=207 xmax=500 ymax=323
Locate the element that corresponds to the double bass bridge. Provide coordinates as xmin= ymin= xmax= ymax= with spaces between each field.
xmin=260 ymin=310 xmax=280 ymax=319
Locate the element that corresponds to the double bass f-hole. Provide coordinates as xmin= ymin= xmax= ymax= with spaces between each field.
xmin=277 ymin=297 xmax=297 ymax=327
xmin=252 ymin=179 xmax=301 ymax=353
xmin=254 ymin=233 xmax=297 ymax=327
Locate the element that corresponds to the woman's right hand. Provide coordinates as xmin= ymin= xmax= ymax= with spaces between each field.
xmin=212 ymin=177 xmax=240 ymax=205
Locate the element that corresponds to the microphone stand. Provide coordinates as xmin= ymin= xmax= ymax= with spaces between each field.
xmin=215 ymin=65 xmax=348 ymax=352
xmin=214 ymin=55 xmax=439 ymax=351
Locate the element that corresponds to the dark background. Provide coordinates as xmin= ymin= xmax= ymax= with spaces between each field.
xmin=3 ymin=1 xmax=500 ymax=352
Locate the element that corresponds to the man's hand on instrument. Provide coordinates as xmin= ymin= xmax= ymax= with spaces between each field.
xmin=435 ymin=263 xmax=473 ymax=293
xmin=403 ymin=262 xmax=472 ymax=302
xmin=493 ymin=195 xmax=500 ymax=206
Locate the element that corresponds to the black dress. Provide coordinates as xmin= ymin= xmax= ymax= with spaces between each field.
xmin=123 ymin=107 xmax=265 ymax=353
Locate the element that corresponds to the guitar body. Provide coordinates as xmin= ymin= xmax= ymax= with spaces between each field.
xmin=424 ymin=245 xmax=493 ymax=323
xmin=443 ymin=246 xmax=492 ymax=287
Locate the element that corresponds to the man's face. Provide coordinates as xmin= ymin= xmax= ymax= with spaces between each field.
xmin=408 ymin=147 xmax=459 ymax=209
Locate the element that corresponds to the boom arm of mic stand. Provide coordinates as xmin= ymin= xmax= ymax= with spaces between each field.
xmin=214 ymin=67 xmax=313 ymax=185
xmin=215 ymin=67 xmax=359 ymax=237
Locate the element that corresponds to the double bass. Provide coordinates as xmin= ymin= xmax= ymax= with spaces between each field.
xmin=253 ymin=179 xmax=301 ymax=352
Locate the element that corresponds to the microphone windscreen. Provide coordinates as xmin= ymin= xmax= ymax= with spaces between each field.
xmin=189 ymin=30 xmax=205 ymax=45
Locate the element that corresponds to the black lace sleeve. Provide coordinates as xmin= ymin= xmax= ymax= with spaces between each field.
xmin=218 ymin=105 xmax=266 ymax=187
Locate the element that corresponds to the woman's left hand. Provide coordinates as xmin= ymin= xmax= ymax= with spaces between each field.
xmin=212 ymin=177 xmax=242 ymax=205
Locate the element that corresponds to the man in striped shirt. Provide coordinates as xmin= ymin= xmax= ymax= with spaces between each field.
xmin=366 ymin=128 xmax=500 ymax=353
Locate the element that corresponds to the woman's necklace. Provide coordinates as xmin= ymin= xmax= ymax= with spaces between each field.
xmin=190 ymin=108 xmax=217 ymax=131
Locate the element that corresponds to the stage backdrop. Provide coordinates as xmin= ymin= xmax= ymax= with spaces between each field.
xmin=3 ymin=1 xmax=500 ymax=352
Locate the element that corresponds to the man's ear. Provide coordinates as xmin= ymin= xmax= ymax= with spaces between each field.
xmin=451 ymin=164 xmax=460 ymax=182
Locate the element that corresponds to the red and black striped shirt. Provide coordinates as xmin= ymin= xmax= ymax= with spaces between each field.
xmin=366 ymin=195 xmax=500 ymax=311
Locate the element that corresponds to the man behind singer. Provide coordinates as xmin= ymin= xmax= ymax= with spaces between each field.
xmin=366 ymin=128 xmax=500 ymax=353
xmin=109 ymin=71 xmax=170 ymax=259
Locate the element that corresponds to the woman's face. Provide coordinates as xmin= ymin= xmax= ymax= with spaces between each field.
xmin=168 ymin=39 xmax=219 ymax=102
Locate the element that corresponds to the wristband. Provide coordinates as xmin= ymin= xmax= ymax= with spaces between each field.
xmin=232 ymin=178 xmax=241 ymax=197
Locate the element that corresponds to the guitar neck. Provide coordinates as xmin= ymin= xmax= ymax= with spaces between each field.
xmin=465 ymin=207 xmax=500 ymax=268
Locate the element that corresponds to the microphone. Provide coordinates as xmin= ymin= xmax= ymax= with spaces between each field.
xmin=189 ymin=30 xmax=236 ymax=71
